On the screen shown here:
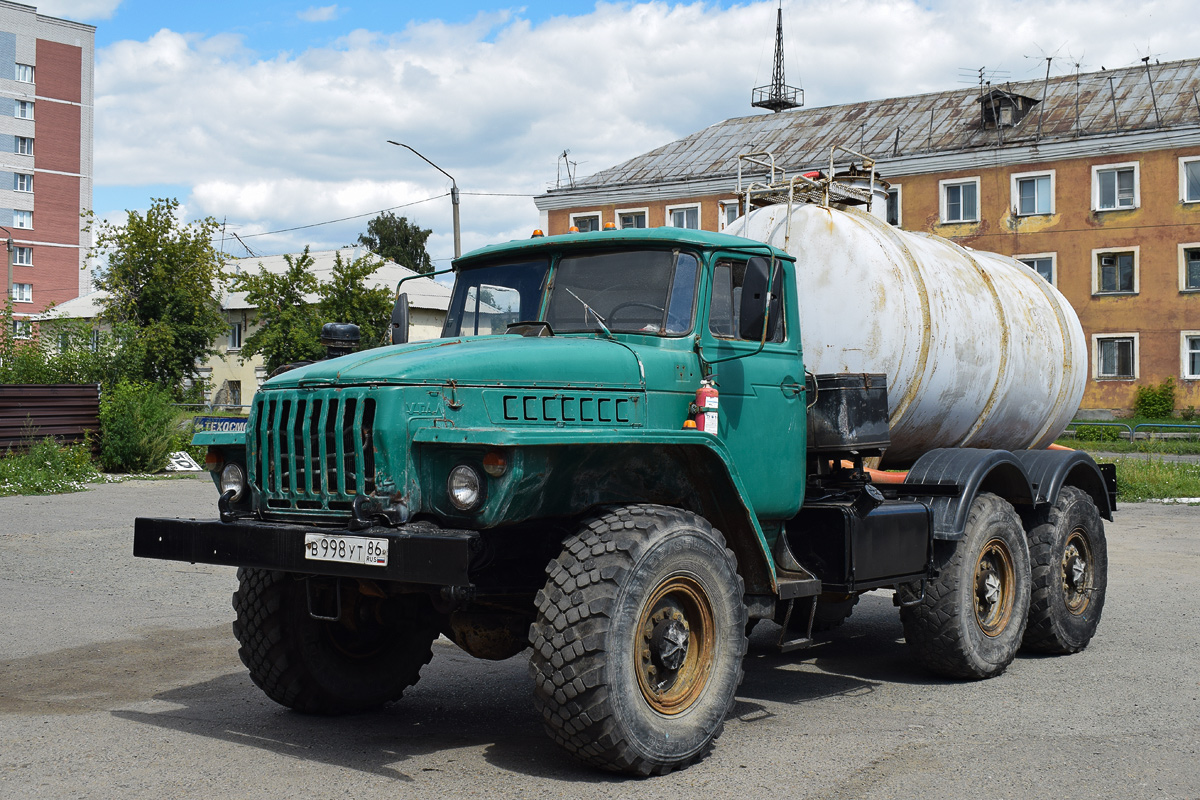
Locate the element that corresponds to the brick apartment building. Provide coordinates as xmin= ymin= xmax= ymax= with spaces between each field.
xmin=0 ymin=1 xmax=94 ymax=333
xmin=535 ymin=58 xmax=1200 ymax=416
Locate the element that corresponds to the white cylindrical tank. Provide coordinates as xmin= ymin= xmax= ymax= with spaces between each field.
xmin=727 ymin=202 xmax=1086 ymax=466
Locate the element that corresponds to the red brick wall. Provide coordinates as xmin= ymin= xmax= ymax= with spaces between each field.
xmin=32 ymin=171 xmax=81 ymax=246
xmin=14 ymin=245 xmax=80 ymax=314
xmin=34 ymin=100 xmax=80 ymax=174
xmin=34 ymin=40 xmax=82 ymax=103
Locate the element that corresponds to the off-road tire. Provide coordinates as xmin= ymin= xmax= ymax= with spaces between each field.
xmin=232 ymin=568 xmax=439 ymax=714
xmin=812 ymin=592 xmax=860 ymax=632
xmin=529 ymin=505 xmax=748 ymax=776
xmin=899 ymin=493 xmax=1031 ymax=679
xmin=1022 ymin=486 xmax=1108 ymax=654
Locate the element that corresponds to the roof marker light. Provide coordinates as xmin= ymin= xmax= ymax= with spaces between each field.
xmin=604 ymin=222 xmax=616 ymax=230
xmin=569 ymin=226 xmax=580 ymax=233
xmin=531 ymin=229 xmax=544 ymax=237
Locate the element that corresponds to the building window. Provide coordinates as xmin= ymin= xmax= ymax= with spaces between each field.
xmin=13 ymin=210 xmax=31 ymax=229
xmin=616 ymin=208 xmax=647 ymax=229
xmin=14 ymin=173 xmax=32 ymax=193
xmin=568 ymin=212 xmax=600 ymax=232
xmin=666 ymin=204 xmax=700 ymax=230
xmin=14 ymin=100 xmax=33 ymax=120
xmin=12 ymin=319 xmax=31 ymax=339
xmin=14 ymin=246 xmax=32 ymax=266
xmin=11 ymin=283 xmax=32 ymax=303
xmin=14 ymin=63 xmax=33 ymax=83
xmin=1093 ymin=248 xmax=1138 ymax=294
xmin=15 ymin=136 xmax=32 ymax=155
xmin=1182 ymin=333 xmax=1200 ymax=380
xmin=939 ymin=178 xmax=979 ymax=223
xmin=1093 ymin=163 xmax=1138 ymax=210
xmin=1018 ymin=253 xmax=1056 ymax=284
xmin=1093 ymin=334 xmax=1137 ymax=380
xmin=1180 ymin=244 xmax=1200 ymax=291
xmin=229 ymin=322 xmax=243 ymax=350
xmin=1012 ymin=171 xmax=1054 ymax=216
xmin=1181 ymin=158 xmax=1200 ymax=204
xmin=719 ymin=200 xmax=740 ymax=231
xmin=886 ymin=187 xmax=901 ymax=226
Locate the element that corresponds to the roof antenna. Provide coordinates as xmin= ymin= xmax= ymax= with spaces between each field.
xmin=752 ymin=2 xmax=803 ymax=113
xmin=1141 ymin=56 xmax=1162 ymax=127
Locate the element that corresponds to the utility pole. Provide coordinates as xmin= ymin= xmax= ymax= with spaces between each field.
xmin=2 ymin=226 xmax=13 ymax=312
xmin=387 ymin=141 xmax=461 ymax=259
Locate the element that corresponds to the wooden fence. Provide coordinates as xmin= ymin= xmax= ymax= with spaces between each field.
xmin=0 ymin=384 xmax=101 ymax=450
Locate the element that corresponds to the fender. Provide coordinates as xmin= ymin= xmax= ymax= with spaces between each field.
xmin=903 ymin=448 xmax=1035 ymax=540
xmin=1012 ymin=449 xmax=1115 ymax=520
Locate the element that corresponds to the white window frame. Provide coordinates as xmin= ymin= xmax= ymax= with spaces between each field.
xmin=11 ymin=282 xmax=32 ymax=303
xmin=938 ymin=177 xmax=980 ymax=223
xmin=12 ymin=319 xmax=32 ymax=339
xmin=1182 ymin=331 xmax=1200 ymax=380
xmin=1092 ymin=332 xmax=1139 ymax=381
xmin=1092 ymin=161 xmax=1140 ymax=211
xmin=1011 ymin=170 xmax=1055 ymax=216
xmin=886 ymin=185 xmax=902 ymax=227
xmin=14 ymin=100 xmax=33 ymax=120
xmin=15 ymin=136 xmax=32 ymax=155
xmin=14 ymin=173 xmax=32 ymax=193
xmin=228 ymin=322 xmax=243 ymax=351
xmin=14 ymin=246 xmax=32 ymax=266
xmin=568 ymin=211 xmax=602 ymax=232
xmin=13 ymin=210 xmax=31 ymax=230
xmin=1180 ymin=156 xmax=1200 ymax=204
xmin=14 ymin=63 xmax=33 ymax=83
xmin=665 ymin=203 xmax=701 ymax=230
xmin=1180 ymin=243 xmax=1200 ymax=292
xmin=1016 ymin=252 xmax=1057 ymax=286
xmin=615 ymin=207 xmax=648 ymax=230
xmin=718 ymin=200 xmax=740 ymax=232
xmin=1091 ymin=246 xmax=1140 ymax=295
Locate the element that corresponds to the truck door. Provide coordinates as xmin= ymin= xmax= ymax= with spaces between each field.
xmin=702 ymin=255 xmax=806 ymax=519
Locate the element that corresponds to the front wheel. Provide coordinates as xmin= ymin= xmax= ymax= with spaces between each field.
xmin=529 ymin=505 xmax=747 ymax=775
xmin=900 ymin=493 xmax=1031 ymax=679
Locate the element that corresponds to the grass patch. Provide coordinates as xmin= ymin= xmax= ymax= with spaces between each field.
xmin=1056 ymin=437 xmax=1200 ymax=456
xmin=1112 ymin=457 xmax=1200 ymax=503
xmin=0 ymin=437 xmax=100 ymax=496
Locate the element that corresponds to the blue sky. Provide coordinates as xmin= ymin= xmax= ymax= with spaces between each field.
xmin=40 ymin=0 xmax=1200 ymax=265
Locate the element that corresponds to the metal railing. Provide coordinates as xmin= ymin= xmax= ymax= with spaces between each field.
xmin=1061 ymin=421 xmax=1200 ymax=440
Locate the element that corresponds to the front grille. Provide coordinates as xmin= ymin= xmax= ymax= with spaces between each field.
xmin=250 ymin=389 xmax=376 ymax=517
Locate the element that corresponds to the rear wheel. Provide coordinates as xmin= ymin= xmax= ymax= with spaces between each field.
xmin=900 ymin=493 xmax=1031 ymax=679
xmin=232 ymin=569 xmax=439 ymax=714
xmin=1022 ymin=486 xmax=1108 ymax=654
xmin=529 ymin=505 xmax=747 ymax=775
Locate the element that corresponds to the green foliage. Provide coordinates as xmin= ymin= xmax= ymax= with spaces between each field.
xmin=231 ymin=247 xmax=323 ymax=373
xmin=317 ymin=250 xmax=394 ymax=348
xmin=0 ymin=435 xmax=99 ymax=496
xmin=98 ymin=380 xmax=178 ymax=473
xmin=1133 ymin=377 xmax=1176 ymax=419
xmin=1182 ymin=406 xmax=1196 ymax=421
xmin=0 ymin=301 xmax=132 ymax=387
xmin=87 ymin=198 xmax=228 ymax=395
xmin=1071 ymin=424 xmax=1122 ymax=442
xmin=1112 ymin=457 xmax=1200 ymax=502
xmin=356 ymin=212 xmax=434 ymax=274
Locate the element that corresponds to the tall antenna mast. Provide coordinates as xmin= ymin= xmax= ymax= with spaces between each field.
xmin=752 ymin=2 xmax=803 ymax=113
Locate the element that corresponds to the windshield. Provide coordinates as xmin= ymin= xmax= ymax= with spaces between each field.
xmin=545 ymin=250 xmax=699 ymax=335
xmin=441 ymin=258 xmax=550 ymax=337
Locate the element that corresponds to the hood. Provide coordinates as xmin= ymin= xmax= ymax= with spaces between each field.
xmin=264 ymin=335 xmax=645 ymax=391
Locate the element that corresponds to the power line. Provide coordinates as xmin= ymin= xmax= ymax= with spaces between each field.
xmin=232 ymin=192 xmax=450 ymax=239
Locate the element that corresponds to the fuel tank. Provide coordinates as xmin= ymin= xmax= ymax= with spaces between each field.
xmin=727 ymin=202 xmax=1086 ymax=466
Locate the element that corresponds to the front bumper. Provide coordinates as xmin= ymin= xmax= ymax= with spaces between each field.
xmin=133 ymin=517 xmax=479 ymax=587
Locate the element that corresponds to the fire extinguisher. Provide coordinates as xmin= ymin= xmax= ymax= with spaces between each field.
xmin=692 ymin=378 xmax=719 ymax=434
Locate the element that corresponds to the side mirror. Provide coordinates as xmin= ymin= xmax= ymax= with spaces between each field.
xmin=738 ymin=256 xmax=782 ymax=341
xmin=390 ymin=292 xmax=410 ymax=345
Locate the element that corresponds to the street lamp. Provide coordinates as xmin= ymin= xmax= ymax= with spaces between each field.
xmin=387 ymin=140 xmax=461 ymax=259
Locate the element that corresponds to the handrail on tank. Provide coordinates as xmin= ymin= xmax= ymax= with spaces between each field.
xmin=828 ymin=144 xmax=878 ymax=212
xmin=736 ymin=151 xmax=783 ymax=195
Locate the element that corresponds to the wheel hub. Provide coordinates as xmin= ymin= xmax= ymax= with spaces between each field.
xmin=1061 ymin=529 xmax=1094 ymax=615
xmin=973 ymin=538 xmax=1016 ymax=638
xmin=635 ymin=574 xmax=715 ymax=715
xmin=650 ymin=615 xmax=690 ymax=671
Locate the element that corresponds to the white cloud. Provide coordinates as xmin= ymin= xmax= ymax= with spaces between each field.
xmin=94 ymin=0 xmax=1200 ymax=260
xmin=297 ymin=5 xmax=342 ymax=23
xmin=34 ymin=0 xmax=122 ymax=22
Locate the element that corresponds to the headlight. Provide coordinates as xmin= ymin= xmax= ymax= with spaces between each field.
xmin=447 ymin=464 xmax=484 ymax=511
xmin=221 ymin=463 xmax=247 ymax=502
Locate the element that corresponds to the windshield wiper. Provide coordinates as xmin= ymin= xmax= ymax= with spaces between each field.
xmin=564 ymin=288 xmax=614 ymax=339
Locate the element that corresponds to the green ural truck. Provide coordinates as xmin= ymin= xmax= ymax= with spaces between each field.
xmin=135 ymin=225 xmax=1113 ymax=775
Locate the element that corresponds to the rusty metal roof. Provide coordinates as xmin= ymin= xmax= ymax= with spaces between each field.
xmin=565 ymin=57 xmax=1200 ymax=190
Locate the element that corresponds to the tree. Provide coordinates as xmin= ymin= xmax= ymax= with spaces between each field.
xmin=87 ymin=198 xmax=228 ymax=395
xmin=232 ymin=247 xmax=323 ymax=374
xmin=356 ymin=212 xmax=434 ymax=274
xmin=317 ymin=250 xmax=394 ymax=348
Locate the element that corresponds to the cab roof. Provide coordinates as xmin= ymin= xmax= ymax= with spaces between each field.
xmin=453 ymin=226 xmax=792 ymax=269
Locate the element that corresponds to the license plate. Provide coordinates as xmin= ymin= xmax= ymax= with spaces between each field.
xmin=304 ymin=533 xmax=388 ymax=566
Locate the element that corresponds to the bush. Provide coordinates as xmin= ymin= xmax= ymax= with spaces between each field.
xmin=1134 ymin=377 xmax=1176 ymax=419
xmin=99 ymin=381 xmax=178 ymax=473
xmin=1072 ymin=424 xmax=1121 ymax=442
xmin=0 ymin=435 xmax=99 ymax=495
xmin=1182 ymin=406 xmax=1196 ymax=421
